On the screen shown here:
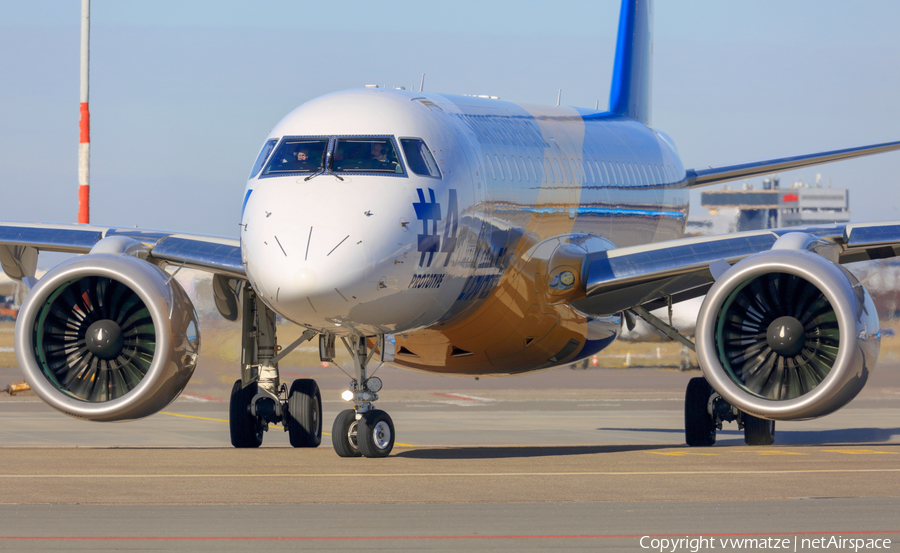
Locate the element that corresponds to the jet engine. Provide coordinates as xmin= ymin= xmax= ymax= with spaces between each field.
xmin=695 ymin=250 xmax=879 ymax=421
xmin=15 ymin=254 xmax=200 ymax=422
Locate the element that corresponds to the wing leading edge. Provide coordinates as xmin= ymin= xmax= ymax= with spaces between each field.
xmin=0 ymin=221 xmax=244 ymax=281
xmin=685 ymin=140 xmax=900 ymax=189
xmin=572 ymin=222 xmax=900 ymax=317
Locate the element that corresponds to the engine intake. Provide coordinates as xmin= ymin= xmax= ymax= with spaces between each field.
xmin=696 ymin=250 xmax=879 ymax=421
xmin=16 ymin=254 xmax=200 ymax=421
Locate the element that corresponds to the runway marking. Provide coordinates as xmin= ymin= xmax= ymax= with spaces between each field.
xmin=648 ymin=451 xmax=718 ymax=456
xmin=432 ymin=393 xmax=494 ymax=402
xmin=822 ymin=449 xmax=898 ymax=455
xmin=179 ymin=394 xmax=225 ymax=402
xmin=158 ymin=411 xmax=417 ymax=448
xmin=2 ymin=469 xmax=899 ymax=478
xmin=733 ymin=450 xmax=808 ymax=455
xmin=2 ymin=530 xmax=900 ymax=541
xmin=160 ymin=412 xmax=237 ymax=424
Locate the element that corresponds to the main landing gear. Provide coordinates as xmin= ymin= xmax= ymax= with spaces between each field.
xmin=229 ymin=284 xmax=321 ymax=449
xmin=330 ymin=334 xmax=395 ymax=458
xmin=683 ymin=377 xmax=775 ymax=447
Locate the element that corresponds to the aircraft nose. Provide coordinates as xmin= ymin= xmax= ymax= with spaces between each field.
xmin=244 ymin=221 xmax=370 ymax=323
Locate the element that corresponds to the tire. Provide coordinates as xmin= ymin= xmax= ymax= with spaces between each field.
xmin=287 ymin=379 xmax=322 ymax=448
xmin=332 ymin=409 xmax=362 ymax=457
xmin=229 ymin=379 xmax=262 ymax=448
xmin=743 ymin=413 xmax=776 ymax=446
xmin=358 ymin=409 xmax=395 ymax=458
xmin=685 ymin=377 xmax=716 ymax=447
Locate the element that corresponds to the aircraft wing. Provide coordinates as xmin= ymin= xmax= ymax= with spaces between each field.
xmin=0 ymin=221 xmax=244 ymax=280
xmin=685 ymin=140 xmax=900 ymax=188
xmin=571 ymin=222 xmax=900 ymax=316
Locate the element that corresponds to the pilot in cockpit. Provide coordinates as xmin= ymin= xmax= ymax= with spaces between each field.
xmin=370 ymin=142 xmax=388 ymax=164
xmin=296 ymin=147 xmax=309 ymax=162
xmin=293 ymin=145 xmax=315 ymax=170
xmin=368 ymin=142 xmax=399 ymax=171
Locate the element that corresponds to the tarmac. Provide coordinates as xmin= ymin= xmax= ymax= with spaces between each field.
xmin=0 ymin=360 xmax=898 ymax=551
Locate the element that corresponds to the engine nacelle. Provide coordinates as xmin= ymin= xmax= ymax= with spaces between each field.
xmin=15 ymin=254 xmax=200 ymax=421
xmin=696 ymin=250 xmax=879 ymax=421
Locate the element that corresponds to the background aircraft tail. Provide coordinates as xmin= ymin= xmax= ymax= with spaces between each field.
xmin=608 ymin=0 xmax=653 ymax=125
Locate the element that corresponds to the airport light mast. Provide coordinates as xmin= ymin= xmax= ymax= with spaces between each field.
xmin=78 ymin=0 xmax=90 ymax=224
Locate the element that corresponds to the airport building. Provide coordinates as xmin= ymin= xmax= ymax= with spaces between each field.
xmin=687 ymin=176 xmax=850 ymax=235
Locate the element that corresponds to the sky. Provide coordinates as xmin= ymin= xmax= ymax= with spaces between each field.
xmin=2 ymin=1 xmax=900 ymax=245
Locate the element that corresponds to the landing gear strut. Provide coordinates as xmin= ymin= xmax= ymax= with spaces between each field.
xmin=229 ymin=283 xmax=320 ymax=448
xmin=684 ymin=376 xmax=776 ymax=447
xmin=331 ymin=334 xmax=395 ymax=458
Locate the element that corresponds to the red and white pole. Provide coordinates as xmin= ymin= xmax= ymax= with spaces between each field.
xmin=78 ymin=0 xmax=90 ymax=224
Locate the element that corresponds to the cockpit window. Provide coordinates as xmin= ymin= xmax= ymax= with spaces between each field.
xmin=262 ymin=138 xmax=328 ymax=175
xmin=249 ymin=139 xmax=278 ymax=178
xmin=332 ymin=138 xmax=404 ymax=174
xmin=400 ymin=138 xmax=441 ymax=178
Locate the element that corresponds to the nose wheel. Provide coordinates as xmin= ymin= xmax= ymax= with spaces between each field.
xmin=331 ymin=408 xmax=395 ymax=458
xmin=359 ymin=410 xmax=394 ymax=457
xmin=332 ymin=409 xmax=362 ymax=457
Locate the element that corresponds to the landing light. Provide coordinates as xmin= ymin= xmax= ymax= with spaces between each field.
xmin=341 ymin=390 xmax=354 ymax=402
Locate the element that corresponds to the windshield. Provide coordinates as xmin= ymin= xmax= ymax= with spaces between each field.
xmin=249 ymin=139 xmax=278 ymax=178
xmin=262 ymin=138 xmax=328 ymax=175
xmin=332 ymin=138 xmax=404 ymax=174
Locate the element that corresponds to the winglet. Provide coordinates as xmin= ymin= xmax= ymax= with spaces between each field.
xmin=608 ymin=0 xmax=653 ymax=125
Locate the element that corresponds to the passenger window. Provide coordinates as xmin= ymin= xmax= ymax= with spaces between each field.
xmin=555 ymin=159 xmax=566 ymax=183
xmin=494 ymin=155 xmax=505 ymax=181
xmin=527 ymin=157 xmax=537 ymax=182
xmin=544 ymin=158 xmax=554 ymax=184
xmin=485 ymin=154 xmax=496 ymax=180
xmin=400 ymin=138 xmax=441 ymax=178
xmin=572 ymin=159 xmax=581 ymax=184
xmin=503 ymin=156 xmax=513 ymax=181
xmin=512 ymin=156 xmax=522 ymax=181
xmin=519 ymin=157 xmax=529 ymax=182
xmin=262 ymin=138 xmax=328 ymax=175
xmin=249 ymin=139 xmax=278 ymax=178
xmin=584 ymin=160 xmax=594 ymax=184
xmin=333 ymin=138 xmax=404 ymax=174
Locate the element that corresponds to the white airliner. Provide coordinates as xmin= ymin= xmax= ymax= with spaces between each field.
xmin=3 ymin=0 xmax=900 ymax=457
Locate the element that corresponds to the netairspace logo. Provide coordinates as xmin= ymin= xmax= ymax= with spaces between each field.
xmin=639 ymin=535 xmax=892 ymax=553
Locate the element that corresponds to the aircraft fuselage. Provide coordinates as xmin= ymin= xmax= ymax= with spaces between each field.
xmin=241 ymin=88 xmax=689 ymax=375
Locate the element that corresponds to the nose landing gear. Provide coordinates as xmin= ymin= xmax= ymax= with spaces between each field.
xmin=330 ymin=334 xmax=395 ymax=458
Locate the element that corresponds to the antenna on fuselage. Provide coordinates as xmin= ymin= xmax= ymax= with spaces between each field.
xmin=420 ymin=73 xmax=426 ymax=93
xmin=556 ymin=89 xmax=561 ymax=107
xmin=595 ymin=100 xmax=599 ymax=110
